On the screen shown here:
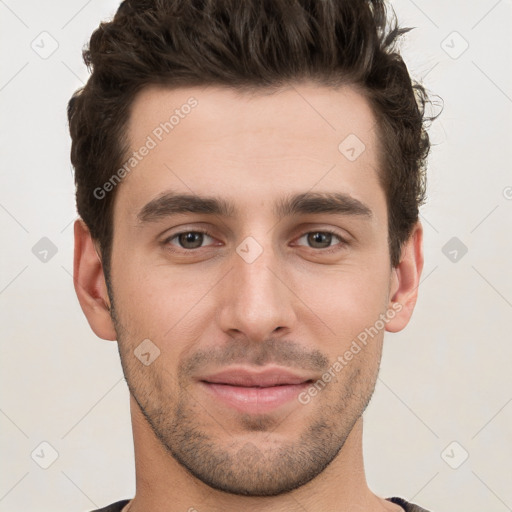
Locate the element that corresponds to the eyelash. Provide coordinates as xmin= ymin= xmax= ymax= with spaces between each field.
xmin=162 ymin=228 xmax=348 ymax=255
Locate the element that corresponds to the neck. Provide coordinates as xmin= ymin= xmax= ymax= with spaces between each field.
xmin=126 ymin=396 xmax=398 ymax=512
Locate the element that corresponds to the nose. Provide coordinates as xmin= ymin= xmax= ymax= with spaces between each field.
xmin=216 ymin=240 xmax=297 ymax=343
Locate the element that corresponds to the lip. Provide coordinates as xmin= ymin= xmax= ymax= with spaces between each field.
xmin=199 ymin=366 xmax=313 ymax=387
xmin=198 ymin=366 xmax=314 ymax=414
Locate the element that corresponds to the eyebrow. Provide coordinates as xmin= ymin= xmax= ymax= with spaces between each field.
xmin=136 ymin=190 xmax=373 ymax=224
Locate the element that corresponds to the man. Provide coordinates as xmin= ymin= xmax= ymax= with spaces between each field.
xmin=68 ymin=0 xmax=437 ymax=510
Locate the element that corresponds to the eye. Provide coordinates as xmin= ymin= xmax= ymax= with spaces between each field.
xmin=161 ymin=228 xmax=348 ymax=255
xmin=295 ymin=230 xmax=347 ymax=252
xmin=164 ymin=230 xmax=216 ymax=250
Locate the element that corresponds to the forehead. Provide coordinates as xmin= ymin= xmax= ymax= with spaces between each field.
xmin=127 ymin=83 xmax=377 ymax=153
xmin=117 ymin=83 xmax=384 ymax=223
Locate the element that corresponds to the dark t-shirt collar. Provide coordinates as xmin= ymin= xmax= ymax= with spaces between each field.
xmin=89 ymin=496 xmax=431 ymax=512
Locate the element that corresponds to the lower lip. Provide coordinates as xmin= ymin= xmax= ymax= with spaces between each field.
xmin=200 ymin=381 xmax=310 ymax=414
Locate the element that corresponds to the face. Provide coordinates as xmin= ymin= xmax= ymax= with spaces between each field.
xmin=104 ymin=83 xmax=405 ymax=496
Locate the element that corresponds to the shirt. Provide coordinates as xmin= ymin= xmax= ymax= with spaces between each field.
xmin=89 ymin=496 xmax=431 ymax=511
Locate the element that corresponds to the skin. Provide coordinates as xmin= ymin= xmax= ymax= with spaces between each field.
xmin=74 ymin=83 xmax=423 ymax=512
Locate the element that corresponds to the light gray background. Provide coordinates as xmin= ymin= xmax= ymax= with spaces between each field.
xmin=1 ymin=1 xmax=511 ymax=511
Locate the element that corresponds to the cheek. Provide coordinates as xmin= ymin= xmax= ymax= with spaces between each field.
xmin=308 ymin=261 xmax=391 ymax=343
xmin=111 ymin=258 xmax=216 ymax=344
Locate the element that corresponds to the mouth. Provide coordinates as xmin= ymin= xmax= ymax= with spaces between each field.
xmin=202 ymin=381 xmax=313 ymax=387
xmin=198 ymin=369 xmax=315 ymax=414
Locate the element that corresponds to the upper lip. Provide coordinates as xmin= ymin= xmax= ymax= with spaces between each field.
xmin=200 ymin=366 xmax=314 ymax=387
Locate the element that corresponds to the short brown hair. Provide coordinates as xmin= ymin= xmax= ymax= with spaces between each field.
xmin=68 ymin=0 xmax=439 ymax=275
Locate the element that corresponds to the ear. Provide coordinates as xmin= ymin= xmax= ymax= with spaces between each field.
xmin=73 ymin=219 xmax=117 ymax=341
xmin=385 ymin=220 xmax=424 ymax=333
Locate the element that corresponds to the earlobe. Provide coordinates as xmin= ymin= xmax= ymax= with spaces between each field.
xmin=385 ymin=221 xmax=424 ymax=333
xmin=73 ymin=219 xmax=117 ymax=341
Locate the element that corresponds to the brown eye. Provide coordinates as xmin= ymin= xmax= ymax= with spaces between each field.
xmin=165 ymin=230 xmax=215 ymax=250
xmin=307 ymin=232 xmax=334 ymax=249
xmin=296 ymin=230 xmax=344 ymax=250
xmin=178 ymin=232 xmax=204 ymax=249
